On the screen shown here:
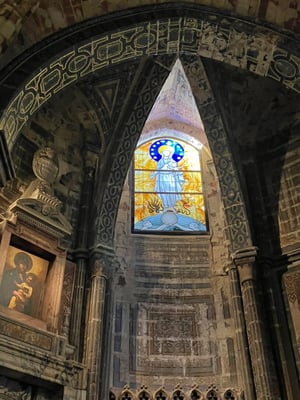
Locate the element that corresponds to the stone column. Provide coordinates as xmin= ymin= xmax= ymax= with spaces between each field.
xmin=70 ymin=165 xmax=95 ymax=361
xmin=84 ymin=255 xmax=109 ymax=400
xmin=263 ymin=258 xmax=300 ymax=400
xmin=0 ymin=1 xmax=39 ymax=55
xmin=233 ymin=248 xmax=281 ymax=400
xmin=228 ymin=265 xmax=255 ymax=400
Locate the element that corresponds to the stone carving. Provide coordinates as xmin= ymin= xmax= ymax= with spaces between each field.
xmin=110 ymin=386 xmax=244 ymax=400
xmin=283 ymin=270 xmax=300 ymax=360
xmin=1 ymin=15 xmax=291 ymax=251
xmin=60 ymin=260 xmax=76 ymax=339
xmin=138 ymin=388 xmax=152 ymax=400
xmin=32 ymin=147 xmax=59 ymax=184
xmin=127 ymin=304 xmax=216 ymax=379
xmin=190 ymin=388 xmax=202 ymax=400
xmin=96 ymin=55 xmax=173 ymax=244
xmin=180 ymin=55 xmax=252 ymax=251
xmin=0 ymin=376 xmax=32 ymax=399
xmin=153 ymin=313 xmax=195 ymax=338
xmin=172 ymin=389 xmax=184 ymax=400
xmin=224 ymin=389 xmax=238 ymax=400
xmin=110 ymin=391 xmax=117 ymax=400
xmin=118 ymin=387 xmax=135 ymax=400
xmin=0 ymin=317 xmax=52 ymax=350
xmin=283 ymin=270 xmax=300 ymax=304
xmin=155 ymin=389 xmax=169 ymax=400
xmin=0 ymin=14 xmax=297 ymax=254
xmin=2 ymin=15 xmax=300 ymax=152
xmin=8 ymin=146 xmax=72 ymax=237
xmin=206 ymin=389 xmax=218 ymax=400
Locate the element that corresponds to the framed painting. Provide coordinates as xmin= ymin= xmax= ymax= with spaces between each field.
xmin=0 ymin=245 xmax=49 ymax=318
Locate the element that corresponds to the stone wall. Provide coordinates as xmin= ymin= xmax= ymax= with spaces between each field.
xmin=113 ymin=156 xmax=238 ymax=393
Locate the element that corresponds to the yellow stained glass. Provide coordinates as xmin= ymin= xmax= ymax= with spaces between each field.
xmin=133 ymin=137 xmax=206 ymax=232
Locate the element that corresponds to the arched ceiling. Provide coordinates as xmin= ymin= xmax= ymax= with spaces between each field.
xmin=7 ymin=52 xmax=300 ymax=251
xmin=1 ymin=0 xmax=299 ymax=68
xmin=0 ymin=3 xmax=299 ymax=254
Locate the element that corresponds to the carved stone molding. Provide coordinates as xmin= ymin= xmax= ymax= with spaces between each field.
xmin=7 ymin=147 xmax=72 ymax=239
xmin=1 ymin=9 xmax=300 ymax=150
xmin=0 ymin=315 xmax=86 ymax=389
xmin=232 ymin=247 xmax=258 ymax=284
xmin=283 ymin=269 xmax=300 ymax=362
xmin=0 ymin=130 xmax=14 ymax=187
xmin=110 ymin=385 xmax=244 ymax=400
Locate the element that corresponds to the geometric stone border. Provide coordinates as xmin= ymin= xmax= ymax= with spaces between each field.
xmin=1 ymin=7 xmax=299 ymax=251
xmin=1 ymin=9 xmax=299 ymax=148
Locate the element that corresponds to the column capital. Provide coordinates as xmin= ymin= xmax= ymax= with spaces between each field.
xmin=90 ymin=244 xmax=118 ymax=279
xmin=232 ymin=246 xmax=258 ymax=265
xmin=232 ymin=247 xmax=258 ymax=283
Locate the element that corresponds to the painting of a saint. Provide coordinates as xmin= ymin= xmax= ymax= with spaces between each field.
xmin=0 ymin=246 xmax=48 ymax=317
xmin=134 ymin=137 xmax=206 ymax=232
xmin=151 ymin=146 xmax=185 ymax=211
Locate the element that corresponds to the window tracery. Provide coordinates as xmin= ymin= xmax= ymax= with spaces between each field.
xmin=138 ymin=389 xmax=152 ymax=400
xmin=154 ymin=388 xmax=169 ymax=400
xmin=206 ymin=389 xmax=218 ymax=400
xmin=172 ymin=389 xmax=185 ymax=400
xmin=224 ymin=390 xmax=235 ymax=400
xmin=190 ymin=389 xmax=202 ymax=400
xmin=110 ymin=391 xmax=117 ymax=400
xmin=119 ymin=388 xmax=135 ymax=400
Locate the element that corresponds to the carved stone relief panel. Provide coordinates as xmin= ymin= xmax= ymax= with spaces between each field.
xmin=0 ymin=376 xmax=32 ymax=399
xmin=129 ymin=302 xmax=216 ymax=378
xmin=283 ymin=268 xmax=300 ymax=370
xmin=0 ymin=375 xmax=63 ymax=399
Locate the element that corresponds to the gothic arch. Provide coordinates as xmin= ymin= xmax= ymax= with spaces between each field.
xmin=94 ymin=54 xmax=252 ymax=252
xmin=0 ymin=5 xmax=299 ymax=147
xmin=0 ymin=5 xmax=298 ymax=251
xmin=118 ymin=387 xmax=136 ymax=400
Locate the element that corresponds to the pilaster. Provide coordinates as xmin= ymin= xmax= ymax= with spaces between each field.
xmin=233 ymin=248 xmax=281 ymax=399
xmin=70 ymin=160 xmax=96 ymax=361
xmin=261 ymin=258 xmax=300 ymax=400
xmin=84 ymin=248 xmax=115 ymax=400
xmin=227 ymin=264 xmax=255 ymax=400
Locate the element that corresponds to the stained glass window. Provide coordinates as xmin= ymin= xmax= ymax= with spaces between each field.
xmin=133 ymin=137 xmax=206 ymax=233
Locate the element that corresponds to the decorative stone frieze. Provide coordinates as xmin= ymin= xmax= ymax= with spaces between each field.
xmin=0 ymin=313 xmax=86 ymax=389
xmin=110 ymin=385 xmax=244 ymax=400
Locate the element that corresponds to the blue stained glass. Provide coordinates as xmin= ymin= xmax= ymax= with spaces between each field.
xmin=149 ymin=139 xmax=184 ymax=162
xmin=133 ymin=136 xmax=206 ymax=234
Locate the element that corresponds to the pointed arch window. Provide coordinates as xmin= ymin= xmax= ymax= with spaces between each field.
xmin=133 ymin=134 xmax=207 ymax=233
